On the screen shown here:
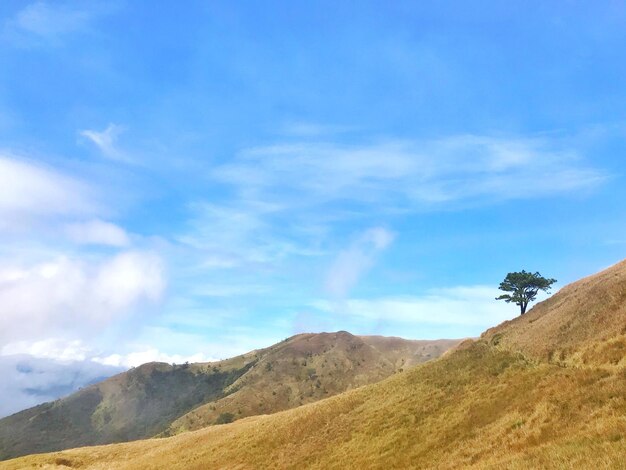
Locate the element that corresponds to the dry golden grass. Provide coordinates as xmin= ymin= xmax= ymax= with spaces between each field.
xmin=4 ymin=341 xmax=625 ymax=469
xmin=166 ymin=333 xmax=459 ymax=435
xmin=483 ymin=258 xmax=626 ymax=366
xmin=4 ymin=260 xmax=626 ymax=469
xmin=0 ymin=332 xmax=459 ymax=460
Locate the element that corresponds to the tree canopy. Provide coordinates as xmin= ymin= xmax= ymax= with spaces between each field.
xmin=496 ymin=271 xmax=556 ymax=315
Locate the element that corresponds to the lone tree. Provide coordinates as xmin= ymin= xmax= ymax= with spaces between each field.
xmin=496 ymin=271 xmax=556 ymax=315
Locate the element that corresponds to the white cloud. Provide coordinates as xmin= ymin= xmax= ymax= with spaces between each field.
xmin=65 ymin=219 xmax=130 ymax=247
xmin=0 ymin=354 xmax=122 ymax=418
xmin=313 ymin=285 xmax=550 ymax=329
xmin=94 ymin=251 xmax=165 ymax=310
xmin=93 ymin=349 xmax=215 ymax=368
xmin=11 ymin=2 xmax=92 ymax=38
xmin=0 ymin=155 xmax=97 ymax=229
xmin=213 ymin=135 xmax=607 ymax=210
xmin=182 ymin=134 xmax=605 ymax=276
xmin=80 ymin=123 xmax=128 ymax=161
xmin=131 ymin=325 xmax=284 ymax=364
xmin=2 ymin=338 xmax=91 ymax=361
xmin=178 ymin=201 xmax=308 ymax=268
xmin=0 ymin=337 xmax=213 ymax=370
xmin=192 ymin=284 xmax=269 ymax=297
xmin=325 ymin=227 xmax=395 ymax=297
xmin=0 ymin=251 xmax=166 ymax=346
xmin=199 ymin=255 xmax=240 ymax=269
xmin=366 ymin=227 xmax=395 ymax=249
xmin=2 ymin=2 xmax=106 ymax=48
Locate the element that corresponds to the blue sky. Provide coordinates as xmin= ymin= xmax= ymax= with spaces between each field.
xmin=1 ymin=1 xmax=626 ymax=414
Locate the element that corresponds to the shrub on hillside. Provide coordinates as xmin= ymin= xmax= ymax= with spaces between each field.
xmin=215 ymin=412 xmax=235 ymax=425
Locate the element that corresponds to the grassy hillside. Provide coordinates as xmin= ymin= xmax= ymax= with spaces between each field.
xmin=0 ymin=355 xmax=255 ymax=461
xmin=0 ymin=332 xmax=457 ymax=460
xmin=4 ymin=259 xmax=625 ymax=469
xmin=166 ymin=332 xmax=460 ymax=435
xmin=482 ymin=258 xmax=626 ymax=366
xmin=5 ymin=341 xmax=624 ymax=469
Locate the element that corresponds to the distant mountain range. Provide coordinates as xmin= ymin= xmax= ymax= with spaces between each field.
xmin=4 ymin=259 xmax=626 ymax=469
xmin=0 ymin=332 xmax=460 ymax=461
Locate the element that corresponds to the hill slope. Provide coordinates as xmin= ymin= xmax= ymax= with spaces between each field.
xmin=165 ymin=333 xmax=459 ymax=435
xmin=0 ymin=355 xmax=255 ymax=461
xmin=482 ymin=258 xmax=626 ymax=365
xmin=4 ymin=260 xmax=625 ymax=469
xmin=0 ymin=332 xmax=458 ymax=461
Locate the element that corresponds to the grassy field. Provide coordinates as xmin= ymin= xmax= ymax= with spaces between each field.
xmin=482 ymin=259 xmax=626 ymax=366
xmin=3 ymin=260 xmax=626 ymax=469
xmin=166 ymin=333 xmax=460 ymax=435
xmin=0 ymin=331 xmax=458 ymax=461
xmin=4 ymin=339 xmax=625 ymax=469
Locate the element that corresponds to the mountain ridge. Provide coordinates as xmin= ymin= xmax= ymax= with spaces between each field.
xmin=0 ymin=331 xmax=460 ymax=461
xmin=164 ymin=331 xmax=460 ymax=435
xmin=5 ymin=259 xmax=625 ymax=468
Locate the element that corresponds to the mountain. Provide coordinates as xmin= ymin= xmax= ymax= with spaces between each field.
xmin=0 ymin=332 xmax=459 ymax=461
xmin=0 ymin=354 xmax=254 ymax=461
xmin=4 ymin=260 xmax=625 ymax=469
xmin=164 ymin=333 xmax=460 ymax=435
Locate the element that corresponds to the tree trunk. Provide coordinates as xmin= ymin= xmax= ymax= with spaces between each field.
xmin=520 ymin=303 xmax=527 ymax=315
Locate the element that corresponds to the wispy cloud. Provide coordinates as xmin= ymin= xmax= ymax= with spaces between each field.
xmin=178 ymin=133 xmax=607 ymax=281
xmin=313 ymin=285 xmax=513 ymax=328
xmin=92 ymin=349 xmax=215 ymax=368
xmin=3 ymin=1 xmax=102 ymax=47
xmin=127 ymin=325 xmax=282 ymax=363
xmin=175 ymin=133 xmax=607 ymax=296
xmin=2 ymin=338 xmax=92 ymax=361
xmin=64 ymin=219 xmax=131 ymax=247
xmin=178 ymin=201 xmax=316 ymax=269
xmin=325 ymin=227 xmax=395 ymax=297
xmin=313 ymin=284 xmax=553 ymax=332
xmin=0 ymin=155 xmax=98 ymax=230
xmin=213 ymin=135 xmax=607 ymax=211
xmin=80 ymin=124 xmax=129 ymax=162
xmin=16 ymin=2 xmax=90 ymax=36
xmin=192 ymin=284 xmax=270 ymax=298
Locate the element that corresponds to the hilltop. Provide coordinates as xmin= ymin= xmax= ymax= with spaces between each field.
xmin=4 ymin=259 xmax=625 ymax=469
xmin=0 ymin=332 xmax=459 ymax=461
xmin=165 ymin=332 xmax=459 ymax=435
xmin=482 ymin=258 xmax=626 ymax=366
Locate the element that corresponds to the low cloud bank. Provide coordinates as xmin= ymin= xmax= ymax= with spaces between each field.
xmin=0 ymin=355 xmax=123 ymax=418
